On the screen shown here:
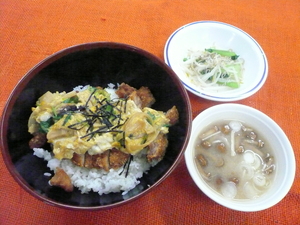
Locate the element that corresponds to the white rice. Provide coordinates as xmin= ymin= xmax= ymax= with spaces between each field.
xmin=73 ymin=84 xmax=120 ymax=100
xmin=73 ymin=85 xmax=89 ymax=92
xmin=104 ymin=83 xmax=120 ymax=99
xmin=33 ymin=148 xmax=151 ymax=195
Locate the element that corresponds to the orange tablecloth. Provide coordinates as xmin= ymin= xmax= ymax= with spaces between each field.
xmin=1 ymin=0 xmax=299 ymax=224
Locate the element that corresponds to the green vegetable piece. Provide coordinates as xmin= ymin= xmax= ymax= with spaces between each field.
xmin=146 ymin=111 xmax=156 ymax=121
xmin=225 ymin=82 xmax=240 ymax=88
xmin=141 ymin=134 xmax=148 ymax=144
xmin=196 ymin=58 xmax=206 ymax=63
xmin=105 ymin=104 xmax=113 ymax=113
xmin=39 ymin=118 xmax=54 ymax=133
xmin=63 ymin=114 xmax=72 ymax=126
xmin=221 ymin=73 xmax=230 ymax=79
xmin=230 ymin=55 xmax=239 ymax=60
xmin=63 ymin=96 xmax=79 ymax=104
xmin=217 ymin=81 xmax=240 ymax=88
xmin=52 ymin=107 xmax=63 ymax=122
xmin=205 ymin=48 xmax=239 ymax=60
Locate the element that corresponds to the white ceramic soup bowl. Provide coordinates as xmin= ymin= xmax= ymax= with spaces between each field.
xmin=185 ymin=103 xmax=295 ymax=212
xmin=164 ymin=21 xmax=268 ymax=102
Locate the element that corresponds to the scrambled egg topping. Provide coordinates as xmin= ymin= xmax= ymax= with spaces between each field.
xmin=28 ymin=86 xmax=170 ymax=160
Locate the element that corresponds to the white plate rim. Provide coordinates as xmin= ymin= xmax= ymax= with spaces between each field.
xmin=164 ymin=21 xmax=268 ymax=102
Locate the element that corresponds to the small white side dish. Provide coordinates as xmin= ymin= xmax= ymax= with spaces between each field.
xmin=164 ymin=21 xmax=268 ymax=101
xmin=185 ymin=104 xmax=295 ymax=212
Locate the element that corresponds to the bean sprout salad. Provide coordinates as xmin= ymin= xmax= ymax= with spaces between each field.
xmin=182 ymin=48 xmax=244 ymax=91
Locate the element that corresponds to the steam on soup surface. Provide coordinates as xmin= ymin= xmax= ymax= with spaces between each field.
xmin=194 ymin=120 xmax=276 ymax=200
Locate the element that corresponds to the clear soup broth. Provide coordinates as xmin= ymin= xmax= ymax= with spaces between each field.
xmin=194 ymin=120 xmax=276 ymax=200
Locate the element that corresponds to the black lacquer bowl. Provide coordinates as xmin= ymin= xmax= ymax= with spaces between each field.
xmin=0 ymin=42 xmax=192 ymax=210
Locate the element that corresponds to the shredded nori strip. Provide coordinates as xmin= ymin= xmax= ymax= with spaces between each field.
xmin=85 ymin=88 xmax=97 ymax=108
xmin=66 ymin=89 xmax=128 ymax=146
xmin=68 ymin=120 xmax=87 ymax=130
xmin=119 ymin=155 xmax=133 ymax=177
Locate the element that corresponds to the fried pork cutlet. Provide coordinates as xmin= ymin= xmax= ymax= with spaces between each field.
xmin=71 ymin=149 xmax=130 ymax=171
xmin=147 ymin=133 xmax=169 ymax=163
xmin=165 ymin=106 xmax=179 ymax=125
xmin=146 ymin=106 xmax=179 ymax=163
xmin=116 ymin=83 xmax=155 ymax=108
xmin=49 ymin=167 xmax=73 ymax=192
